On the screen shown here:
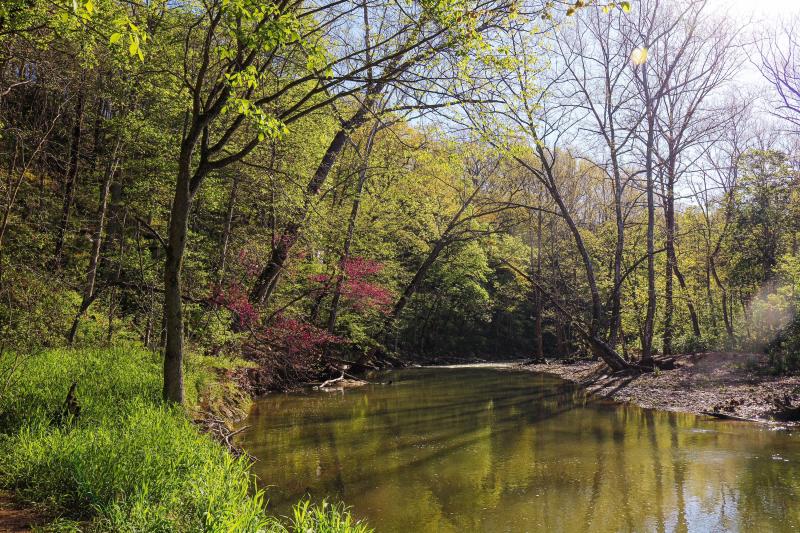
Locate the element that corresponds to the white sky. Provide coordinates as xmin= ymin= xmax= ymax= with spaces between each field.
xmin=708 ymin=0 xmax=800 ymax=18
xmin=704 ymin=0 xmax=799 ymax=91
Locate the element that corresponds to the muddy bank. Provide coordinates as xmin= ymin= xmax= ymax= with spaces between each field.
xmin=521 ymin=352 xmax=800 ymax=425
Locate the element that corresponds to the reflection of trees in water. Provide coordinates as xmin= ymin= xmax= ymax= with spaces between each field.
xmin=241 ymin=369 xmax=800 ymax=532
xmin=735 ymin=451 xmax=800 ymax=531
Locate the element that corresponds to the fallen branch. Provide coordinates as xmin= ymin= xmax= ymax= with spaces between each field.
xmin=499 ymin=258 xmax=630 ymax=372
xmin=701 ymin=411 xmax=765 ymax=423
xmin=316 ymin=373 xmax=345 ymax=389
xmin=195 ymin=412 xmax=254 ymax=460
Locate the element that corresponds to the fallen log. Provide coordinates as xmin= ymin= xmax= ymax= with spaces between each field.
xmin=701 ymin=411 xmax=764 ymax=423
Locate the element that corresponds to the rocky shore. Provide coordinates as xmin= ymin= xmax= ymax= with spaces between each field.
xmin=521 ymin=352 xmax=800 ymax=425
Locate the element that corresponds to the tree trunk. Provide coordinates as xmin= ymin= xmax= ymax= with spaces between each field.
xmin=535 ymin=145 xmax=605 ymax=340
xmin=663 ymin=175 xmax=675 ymax=356
xmin=642 ymin=98 xmax=657 ymax=366
xmin=670 ymin=249 xmax=701 ymax=338
xmin=250 ymin=108 xmax=371 ymax=305
xmin=217 ymin=173 xmax=239 ymax=283
xmin=710 ymin=257 xmax=733 ymax=337
xmin=609 ymin=154 xmax=625 ymax=349
xmin=54 ymin=87 xmax=85 ymax=266
xmin=533 ymin=211 xmax=544 ymax=359
xmin=389 ymin=238 xmax=447 ymax=324
xmin=163 ymin=146 xmax=194 ymax=404
xmin=327 ymin=123 xmax=378 ymax=333
xmin=106 ymin=206 xmax=127 ymax=345
xmin=68 ymin=141 xmax=120 ymax=343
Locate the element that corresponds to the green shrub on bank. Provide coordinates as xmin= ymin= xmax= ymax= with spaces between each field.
xmin=288 ymin=500 xmax=372 ymax=533
xmin=0 ymin=348 xmax=371 ymax=532
xmin=767 ymin=317 xmax=800 ymax=374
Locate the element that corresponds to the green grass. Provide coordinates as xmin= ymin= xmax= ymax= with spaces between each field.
xmin=0 ymin=347 xmax=371 ymax=532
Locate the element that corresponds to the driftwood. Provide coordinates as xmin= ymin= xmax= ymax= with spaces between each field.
xmin=315 ymin=372 xmax=370 ymax=390
xmin=316 ymin=373 xmax=345 ymax=389
xmin=195 ymin=412 xmax=253 ymax=460
xmin=701 ymin=411 xmax=764 ymax=423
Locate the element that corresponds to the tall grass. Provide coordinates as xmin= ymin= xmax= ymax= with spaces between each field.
xmin=0 ymin=347 xmax=371 ymax=532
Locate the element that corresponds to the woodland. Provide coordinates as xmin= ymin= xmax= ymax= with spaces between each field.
xmin=0 ymin=0 xmax=798 ymax=530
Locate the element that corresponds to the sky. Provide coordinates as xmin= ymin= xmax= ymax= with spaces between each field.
xmin=704 ymin=0 xmax=799 ymax=90
xmin=708 ymin=0 xmax=800 ymax=18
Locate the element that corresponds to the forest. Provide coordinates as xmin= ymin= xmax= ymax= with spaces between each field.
xmin=0 ymin=0 xmax=799 ymax=530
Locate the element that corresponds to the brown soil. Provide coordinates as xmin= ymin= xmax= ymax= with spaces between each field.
xmin=522 ymin=352 xmax=800 ymax=425
xmin=0 ymin=493 xmax=49 ymax=533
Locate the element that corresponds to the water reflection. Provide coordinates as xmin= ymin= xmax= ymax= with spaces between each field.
xmin=239 ymin=368 xmax=800 ymax=532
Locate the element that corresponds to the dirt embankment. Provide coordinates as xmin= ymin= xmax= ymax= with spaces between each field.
xmin=0 ymin=492 xmax=50 ymax=533
xmin=522 ymin=352 xmax=800 ymax=424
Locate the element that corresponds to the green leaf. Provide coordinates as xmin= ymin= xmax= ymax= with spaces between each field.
xmin=110 ymin=32 xmax=122 ymax=44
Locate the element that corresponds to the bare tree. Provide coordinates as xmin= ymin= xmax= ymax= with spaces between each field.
xmin=757 ymin=16 xmax=800 ymax=130
xmin=476 ymin=24 xmax=630 ymax=371
xmin=650 ymin=8 xmax=739 ymax=354
xmin=626 ymin=0 xmax=712 ymax=362
xmin=555 ymin=7 xmax=643 ymax=349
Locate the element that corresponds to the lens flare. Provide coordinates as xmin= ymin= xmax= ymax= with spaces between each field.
xmin=631 ymin=47 xmax=649 ymax=65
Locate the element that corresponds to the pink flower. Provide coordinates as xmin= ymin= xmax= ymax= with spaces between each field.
xmin=209 ymin=283 xmax=259 ymax=327
xmin=259 ymin=316 xmax=344 ymax=356
xmin=308 ymin=256 xmax=393 ymax=313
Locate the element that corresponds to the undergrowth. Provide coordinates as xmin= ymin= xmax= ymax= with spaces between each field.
xmin=0 ymin=347 xmax=371 ymax=532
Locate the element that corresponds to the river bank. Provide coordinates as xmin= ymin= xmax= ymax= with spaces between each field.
xmin=239 ymin=364 xmax=800 ymax=532
xmin=0 ymin=347 xmax=371 ymax=532
xmin=520 ymin=352 xmax=800 ymax=425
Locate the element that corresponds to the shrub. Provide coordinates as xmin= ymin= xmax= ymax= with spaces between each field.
xmin=672 ymin=333 xmax=711 ymax=355
xmin=766 ymin=317 xmax=800 ymax=374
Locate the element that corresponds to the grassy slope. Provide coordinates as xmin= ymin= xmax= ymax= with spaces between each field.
xmin=0 ymin=347 xmax=371 ymax=532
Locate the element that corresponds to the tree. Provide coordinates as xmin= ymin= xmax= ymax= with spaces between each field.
xmin=757 ymin=16 xmax=800 ymax=130
xmin=156 ymin=0 xmax=523 ymax=402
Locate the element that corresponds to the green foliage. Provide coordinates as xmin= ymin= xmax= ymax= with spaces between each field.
xmin=0 ymin=348 xmax=369 ymax=532
xmin=671 ymin=334 xmax=710 ymax=356
xmin=285 ymin=500 xmax=372 ymax=533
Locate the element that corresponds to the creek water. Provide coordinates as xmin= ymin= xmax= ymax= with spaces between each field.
xmin=238 ymin=367 xmax=800 ymax=532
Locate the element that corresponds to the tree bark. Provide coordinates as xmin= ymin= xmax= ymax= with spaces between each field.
xmin=68 ymin=140 xmax=120 ymax=343
xmin=54 ymin=87 xmax=85 ymax=266
xmin=250 ymin=107 xmax=371 ymax=305
xmin=217 ymin=173 xmax=239 ymax=284
xmin=670 ymin=248 xmax=701 ymax=338
xmin=642 ymin=84 xmax=657 ymax=366
xmin=710 ymin=257 xmax=733 ymax=337
xmin=327 ymin=123 xmax=379 ymax=333
xmin=663 ymin=172 xmax=675 ymax=356
xmin=609 ymin=157 xmax=625 ymax=348
xmin=163 ymin=142 xmax=196 ymax=404
xmin=533 ymin=211 xmax=544 ymax=359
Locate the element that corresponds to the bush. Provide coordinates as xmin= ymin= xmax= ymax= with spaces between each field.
xmin=766 ymin=317 xmax=800 ymax=374
xmin=672 ymin=333 xmax=711 ymax=355
xmin=0 ymin=347 xmax=371 ymax=532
